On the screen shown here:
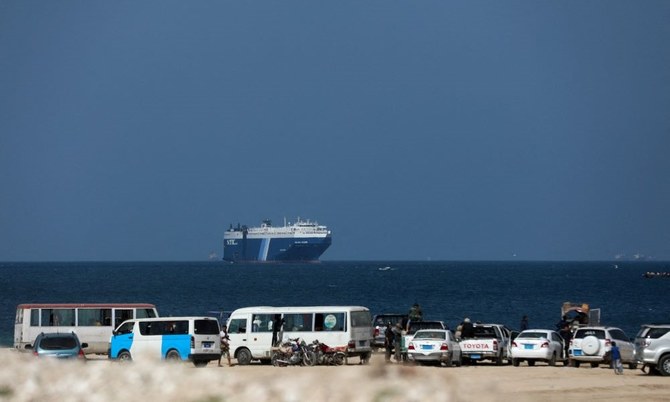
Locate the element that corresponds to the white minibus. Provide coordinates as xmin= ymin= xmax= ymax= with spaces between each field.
xmin=109 ymin=316 xmax=221 ymax=367
xmin=14 ymin=303 xmax=158 ymax=354
xmin=226 ymin=306 xmax=373 ymax=365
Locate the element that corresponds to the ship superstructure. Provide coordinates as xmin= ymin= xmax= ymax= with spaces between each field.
xmin=223 ymin=218 xmax=331 ymax=263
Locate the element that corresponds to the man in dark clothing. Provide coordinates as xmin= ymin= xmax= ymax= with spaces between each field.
xmin=559 ymin=325 xmax=573 ymax=360
xmin=384 ymin=322 xmax=394 ymax=362
xmin=271 ymin=314 xmax=284 ymax=347
xmin=392 ymin=323 xmax=403 ymax=362
xmin=461 ymin=317 xmax=475 ymax=338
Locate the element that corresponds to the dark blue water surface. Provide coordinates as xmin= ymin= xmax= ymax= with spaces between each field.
xmin=1 ymin=260 xmax=669 ymax=346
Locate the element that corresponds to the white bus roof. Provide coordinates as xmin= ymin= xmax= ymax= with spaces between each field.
xmin=230 ymin=306 xmax=369 ymax=314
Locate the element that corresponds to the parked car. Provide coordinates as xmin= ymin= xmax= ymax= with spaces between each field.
xmin=569 ymin=326 xmax=637 ymax=369
xmin=635 ymin=324 xmax=670 ymax=375
xmin=401 ymin=320 xmax=446 ymax=360
xmin=371 ymin=313 xmax=408 ymax=350
xmin=510 ymin=329 xmax=567 ymax=366
xmin=407 ymin=329 xmax=462 ymax=367
xmin=29 ymin=332 xmax=88 ymax=360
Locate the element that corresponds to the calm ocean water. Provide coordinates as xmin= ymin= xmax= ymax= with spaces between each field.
xmin=1 ymin=260 xmax=669 ymax=347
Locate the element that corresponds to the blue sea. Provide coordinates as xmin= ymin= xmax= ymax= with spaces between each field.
xmin=2 ymin=260 xmax=669 ymax=347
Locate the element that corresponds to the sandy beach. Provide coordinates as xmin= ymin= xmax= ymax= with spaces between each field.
xmin=0 ymin=349 xmax=667 ymax=402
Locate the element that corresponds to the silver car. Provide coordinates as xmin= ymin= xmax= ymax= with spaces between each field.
xmin=407 ymin=329 xmax=462 ymax=367
xmin=635 ymin=324 xmax=670 ymax=375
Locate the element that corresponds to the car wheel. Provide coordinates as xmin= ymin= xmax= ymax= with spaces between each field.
xmin=658 ymin=355 xmax=670 ymax=376
xmin=236 ymin=348 xmax=252 ymax=365
xmin=118 ymin=350 xmax=132 ymax=362
xmin=549 ymin=352 xmax=556 ymax=366
xmin=512 ymin=358 xmax=520 ymax=367
xmin=628 ymin=362 xmax=637 ymax=370
xmin=590 ymin=362 xmax=599 ymax=368
xmin=495 ymin=354 xmax=503 ymax=366
xmin=528 ymin=360 xmax=536 ymax=367
xmin=571 ymin=359 xmax=580 ymax=368
xmin=166 ymin=350 xmax=181 ymax=362
xmin=193 ymin=360 xmax=208 ymax=368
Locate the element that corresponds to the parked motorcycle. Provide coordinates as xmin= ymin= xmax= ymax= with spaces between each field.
xmin=309 ymin=339 xmax=346 ymax=366
xmin=271 ymin=338 xmax=317 ymax=367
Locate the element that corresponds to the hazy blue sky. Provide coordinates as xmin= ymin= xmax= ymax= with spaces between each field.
xmin=1 ymin=1 xmax=669 ymax=261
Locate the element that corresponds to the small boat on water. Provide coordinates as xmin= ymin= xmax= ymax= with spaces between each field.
xmin=642 ymin=271 xmax=670 ymax=278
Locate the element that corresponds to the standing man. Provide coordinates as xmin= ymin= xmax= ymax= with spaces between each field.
xmin=520 ymin=315 xmax=529 ymax=331
xmin=384 ymin=322 xmax=394 ymax=363
xmin=271 ymin=314 xmax=284 ymax=347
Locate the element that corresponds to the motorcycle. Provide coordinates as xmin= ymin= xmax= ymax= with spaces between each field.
xmin=271 ymin=337 xmax=317 ymax=367
xmin=309 ymin=339 xmax=346 ymax=366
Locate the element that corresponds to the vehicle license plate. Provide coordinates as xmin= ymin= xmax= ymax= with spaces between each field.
xmin=421 ymin=344 xmax=433 ymax=350
xmin=203 ymin=342 xmax=213 ymax=349
xmin=573 ymin=349 xmax=582 ymax=356
xmin=524 ymin=344 xmax=534 ymax=350
xmin=470 ymin=354 xmax=481 ymax=360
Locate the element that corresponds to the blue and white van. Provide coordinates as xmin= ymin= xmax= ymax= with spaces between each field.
xmin=109 ymin=316 xmax=221 ymax=367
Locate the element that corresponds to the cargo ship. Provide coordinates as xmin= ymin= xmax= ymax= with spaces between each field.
xmin=223 ymin=218 xmax=332 ymax=263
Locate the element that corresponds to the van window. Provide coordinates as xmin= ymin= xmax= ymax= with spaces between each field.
xmin=195 ymin=319 xmax=219 ymax=335
xmin=229 ymin=318 xmax=247 ymax=334
xmin=252 ymin=314 xmax=273 ymax=332
xmin=41 ymin=309 xmax=75 ymax=327
xmin=136 ymin=309 xmax=157 ymax=319
xmin=285 ymin=313 xmax=313 ymax=331
xmin=315 ymin=312 xmax=345 ymax=332
xmin=31 ymin=309 xmax=40 ymax=326
xmin=351 ymin=311 xmax=372 ymax=327
xmin=78 ymin=309 xmax=112 ymax=327
xmin=116 ymin=321 xmax=134 ymax=335
xmin=115 ymin=309 xmax=133 ymax=328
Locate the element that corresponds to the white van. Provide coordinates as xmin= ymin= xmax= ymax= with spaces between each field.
xmin=109 ymin=316 xmax=221 ymax=367
xmin=226 ymin=306 xmax=373 ymax=365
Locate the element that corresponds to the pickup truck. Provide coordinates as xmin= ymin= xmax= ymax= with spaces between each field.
xmin=459 ymin=323 xmax=512 ymax=365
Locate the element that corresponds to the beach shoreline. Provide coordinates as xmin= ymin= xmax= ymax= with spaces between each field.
xmin=1 ymin=348 xmax=667 ymax=401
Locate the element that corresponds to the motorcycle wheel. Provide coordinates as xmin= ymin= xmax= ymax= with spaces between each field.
xmin=271 ymin=352 xmax=286 ymax=367
xmin=332 ymin=352 xmax=345 ymax=366
xmin=303 ymin=351 xmax=317 ymax=366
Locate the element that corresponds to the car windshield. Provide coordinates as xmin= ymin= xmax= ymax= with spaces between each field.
xmin=408 ymin=322 xmax=443 ymax=335
xmin=518 ymin=332 xmax=548 ymax=339
xmin=374 ymin=315 xmax=405 ymax=327
xmin=413 ymin=331 xmax=446 ymax=340
xmin=40 ymin=336 xmax=77 ymax=350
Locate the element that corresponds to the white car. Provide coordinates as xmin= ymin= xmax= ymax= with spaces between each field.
xmin=407 ymin=329 xmax=462 ymax=367
xmin=569 ymin=326 xmax=637 ymax=369
xmin=510 ymin=329 xmax=567 ymax=366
